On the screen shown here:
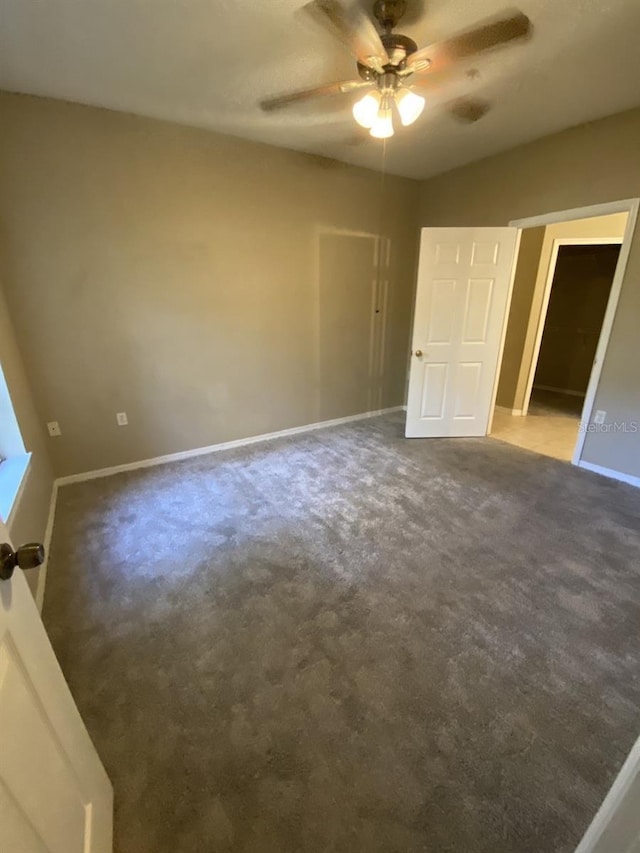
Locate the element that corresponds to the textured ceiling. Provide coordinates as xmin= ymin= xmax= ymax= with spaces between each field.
xmin=1 ymin=0 xmax=639 ymax=179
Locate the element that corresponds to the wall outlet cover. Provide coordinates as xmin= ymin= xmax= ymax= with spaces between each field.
xmin=116 ymin=412 xmax=128 ymax=426
xmin=47 ymin=421 xmax=61 ymax=437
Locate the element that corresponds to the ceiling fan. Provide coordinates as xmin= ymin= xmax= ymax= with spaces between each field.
xmin=260 ymin=0 xmax=532 ymax=139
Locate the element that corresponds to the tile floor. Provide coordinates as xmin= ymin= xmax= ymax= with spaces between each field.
xmin=490 ymin=389 xmax=584 ymax=461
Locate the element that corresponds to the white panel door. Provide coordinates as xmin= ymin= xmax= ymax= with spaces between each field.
xmin=0 ymin=519 xmax=113 ymax=853
xmin=406 ymin=227 xmax=519 ymax=438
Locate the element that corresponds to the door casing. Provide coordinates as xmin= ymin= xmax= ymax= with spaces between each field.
xmin=505 ymin=198 xmax=639 ymax=467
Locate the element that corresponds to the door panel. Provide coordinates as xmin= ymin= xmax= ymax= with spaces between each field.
xmin=317 ymin=232 xmax=388 ymax=418
xmin=427 ymin=280 xmax=457 ymax=343
xmin=406 ymin=228 xmax=519 ymax=438
xmin=471 ymin=240 xmax=500 ymax=265
xmin=434 ymin=241 xmax=460 ymax=265
xmin=463 ymin=279 xmax=494 ymax=343
xmin=0 ymin=520 xmax=113 ymax=853
xmin=454 ymin=362 xmax=482 ymax=418
xmin=420 ymin=363 xmax=448 ymax=419
xmin=0 ymin=782 xmax=50 ymax=852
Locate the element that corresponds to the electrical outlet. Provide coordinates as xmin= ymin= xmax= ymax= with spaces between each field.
xmin=594 ymin=410 xmax=606 ymax=425
xmin=116 ymin=412 xmax=128 ymax=426
xmin=47 ymin=421 xmax=61 ymax=437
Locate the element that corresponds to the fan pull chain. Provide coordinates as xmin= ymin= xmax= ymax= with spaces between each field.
xmin=375 ymin=137 xmax=388 ymax=310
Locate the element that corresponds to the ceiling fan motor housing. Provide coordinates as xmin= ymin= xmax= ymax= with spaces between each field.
xmin=357 ymin=33 xmax=418 ymax=80
xmin=373 ymin=0 xmax=408 ymax=30
xmin=353 ymin=0 xmax=417 ymax=81
xmin=382 ymin=32 xmax=418 ymax=65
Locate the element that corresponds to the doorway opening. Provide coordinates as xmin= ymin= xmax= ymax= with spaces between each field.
xmin=490 ymin=210 xmax=629 ymax=462
xmin=404 ymin=199 xmax=638 ymax=479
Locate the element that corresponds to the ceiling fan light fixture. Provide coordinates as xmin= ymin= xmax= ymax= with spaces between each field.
xmin=395 ymin=87 xmax=426 ymax=126
xmin=369 ymin=100 xmax=394 ymax=138
xmin=352 ymin=90 xmax=381 ymax=128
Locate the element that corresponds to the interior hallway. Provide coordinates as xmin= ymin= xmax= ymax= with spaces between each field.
xmin=490 ymin=389 xmax=583 ymax=461
xmin=42 ymin=413 xmax=640 ymax=853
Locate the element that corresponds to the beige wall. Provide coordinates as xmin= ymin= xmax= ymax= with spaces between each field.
xmin=419 ymin=108 xmax=640 ymax=478
xmin=0 ymin=93 xmax=420 ymax=477
xmin=496 ymin=226 xmax=544 ymax=409
xmin=0 ymin=280 xmax=55 ymax=599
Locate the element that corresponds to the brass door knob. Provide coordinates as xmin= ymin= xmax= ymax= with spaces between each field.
xmin=414 ymin=349 xmax=423 ymax=357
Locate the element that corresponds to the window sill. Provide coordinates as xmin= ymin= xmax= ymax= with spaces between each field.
xmin=0 ymin=452 xmax=32 ymax=524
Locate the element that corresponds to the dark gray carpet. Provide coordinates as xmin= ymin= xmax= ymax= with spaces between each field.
xmin=43 ymin=413 xmax=640 ymax=853
xmin=529 ymin=388 xmax=584 ymax=419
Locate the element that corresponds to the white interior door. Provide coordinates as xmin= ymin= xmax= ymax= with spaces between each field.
xmin=0 ymin=519 xmax=113 ymax=853
xmin=406 ymin=227 xmax=519 ymax=438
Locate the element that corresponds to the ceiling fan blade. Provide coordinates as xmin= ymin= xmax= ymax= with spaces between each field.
xmin=407 ymin=10 xmax=532 ymax=74
xmin=447 ymin=97 xmax=491 ymax=123
xmin=260 ymin=79 xmax=369 ymax=112
xmin=405 ymin=68 xmax=460 ymax=91
xmin=301 ymin=0 xmax=389 ymax=73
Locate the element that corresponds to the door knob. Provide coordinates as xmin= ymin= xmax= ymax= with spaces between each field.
xmin=414 ymin=349 xmax=423 ymax=357
xmin=0 ymin=542 xmax=45 ymax=581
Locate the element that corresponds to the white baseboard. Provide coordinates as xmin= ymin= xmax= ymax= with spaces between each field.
xmin=577 ymin=460 xmax=640 ymax=489
xmin=56 ymin=406 xmax=404 ymax=487
xmin=35 ymin=480 xmax=59 ymax=613
xmin=534 ymin=384 xmax=586 ymax=398
xmin=494 ymin=405 xmax=524 ymax=417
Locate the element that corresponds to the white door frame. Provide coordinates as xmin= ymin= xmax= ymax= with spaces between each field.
xmin=520 ymin=236 xmax=624 ymax=418
xmin=506 ymin=198 xmax=639 ymax=467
